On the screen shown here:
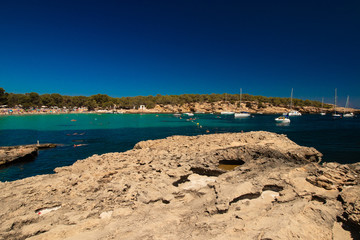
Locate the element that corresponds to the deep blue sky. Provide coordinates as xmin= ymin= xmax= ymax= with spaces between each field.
xmin=1 ymin=0 xmax=359 ymax=107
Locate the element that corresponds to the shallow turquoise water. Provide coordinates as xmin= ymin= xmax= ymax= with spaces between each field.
xmin=1 ymin=113 xmax=359 ymax=182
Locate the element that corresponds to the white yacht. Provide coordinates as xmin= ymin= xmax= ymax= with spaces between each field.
xmin=283 ymin=88 xmax=302 ymax=116
xmin=320 ymin=97 xmax=326 ymax=115
xmin=183 ymin=113 xmax=194 ymax=117
xmin=234 ymin=88 xmax=250 ymax=118
xmin=221 ymin=111 xmax=235 ymax=115
xmin=286 ymin=110 xmax=302 ymax=116
xmin=343 ymin=95 xmax=354 ymax=118
xmin=332 ymin=88 xmax=342 ymax=118
xmin=343 ymin=112 xmax=354 ymax=117
xmin=275 ymin=116 xmax=290 ymax=123
xmin=221 ymin=93 xmax=235 ymax=115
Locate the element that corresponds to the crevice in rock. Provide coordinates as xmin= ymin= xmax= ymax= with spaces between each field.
xmin=10 ymin=217 xmax=39 ymax=231
xmin=336 ymin=194 xmax=345 ymax=204
xmin=218 ymin=159 xmax=245 ymax=165
xmin=311 ymin=195 xmax=326 ymax=204
xmin=172 ymin=174 xmax=190 ymax=187
xmin=218 ymin=159 xmax=245 ymax=171
xmin=229 ymin=192 xmax=261 ymax=205
xmin=336 ymin=216 xmax=360 ymax=240
xmin=216 ymin=208 xmax=228 ymax=214
xmin=262 ymin=185 xmax=284 ymax=192
xmin=146 ymin=198 xmax=171 ymax=205
xmin=190 ymin=167 xmax=224 ymax=177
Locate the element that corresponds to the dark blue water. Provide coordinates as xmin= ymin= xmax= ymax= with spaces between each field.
xmin=0 ymin=113 xmax=359 ymax=182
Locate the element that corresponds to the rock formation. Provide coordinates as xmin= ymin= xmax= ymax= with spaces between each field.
xmin=0 ymin=144 xmax=57 ymax=166
xmin=0 ymin=132 xmax=359 ymax=240
xmin=123 ymin=101 xmax=359 ymax=114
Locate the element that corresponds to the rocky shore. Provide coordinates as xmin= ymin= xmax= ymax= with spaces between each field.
xmin=0 ymin=132 xmax=359 ymax=239
xmin=0 ymin=144 xmax=57 ymax=166
xmin=1 ymin=101 xmax=358 ymax=115
xmin=124 ymin=101 xmax=359 ymax=114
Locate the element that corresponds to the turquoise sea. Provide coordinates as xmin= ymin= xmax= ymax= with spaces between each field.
xmin=0 ymin=113 xmax=359 ymax=182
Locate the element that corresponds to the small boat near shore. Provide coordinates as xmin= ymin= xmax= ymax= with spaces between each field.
xmin=183 ymin=113 xmax=194 ymax=117
xmin=332 ymin=88 xmax=342 ymax=118
xmin=343 ymin=113 xmax=354 ymax=117
xmin=284 ymin=110 xmax=302 ymax=116
xmin=283 ymin=88 xmax=302 ymax=116
xmin=235 ymin=112 xmax=251 ymax=118
xmin=320 ymin=97 xmax=326 ymax=115
xmin=221 ymin=93 xmax=234 ymax=115
xmin=343 ymin=96 xmax=354 ymax=118
xmin=275 ymin=116 xmax=290 ymax=123
xmin=235 ymin=88 xmax=251 ymax=118
xmin=221 ymin=111 xmax=234 ymax=115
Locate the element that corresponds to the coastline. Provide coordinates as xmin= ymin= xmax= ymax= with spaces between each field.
xmin=1 ymin=101 xmax=358 ymax=116
xmin=0 ymin=131 xmax=359 ymax=239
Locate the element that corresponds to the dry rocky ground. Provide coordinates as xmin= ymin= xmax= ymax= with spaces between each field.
xmin=0 ymin=131 xmax=359 ymax=240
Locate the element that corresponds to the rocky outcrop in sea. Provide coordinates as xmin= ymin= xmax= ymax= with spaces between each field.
xmin=0 ymin=144 xmax=57 ymax=166
xmin=0 ymin=132 xmax=359 ymax=239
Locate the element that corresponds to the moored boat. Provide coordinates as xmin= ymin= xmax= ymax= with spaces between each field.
xmin=283 ymin=88 xmax=302 ymax=116
xmin=286 ymin=110 xmax=302 ymax=116
xmin=221 ymin=111 xmax=235 ymax=115
xmin=343 ymin=96 xmax=354 ymax=118
xmin=275 ymin=116 xmax=290 ymax=123
xmin=343 ymin=112 xmax=354 ymax=118
xmin=235 ymin=88 xmax=251 ymax=118
xmin=320 ymin=97 xmax=326 ymax=115
xmin=332 ymin=88 xmax=341 ymax=118
xmin=235 ymin=112 xmax=251 ymax=118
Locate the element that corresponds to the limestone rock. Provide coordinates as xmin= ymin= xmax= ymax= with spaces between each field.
xmin=0 ymin=144 xmax=57 ymax=166
xmin=0 ymin=131 xmax=358 ymax=239
xmin=340 ymin=186 xmax=360 ymax=228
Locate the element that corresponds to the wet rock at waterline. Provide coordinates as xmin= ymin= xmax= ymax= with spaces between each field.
xmin=0 ymin=131 xmax=359 ymax=239
xmin=0 ymin=143 xmax=57 ymax=166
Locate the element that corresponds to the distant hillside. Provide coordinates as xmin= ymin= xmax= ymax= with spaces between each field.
xmin=0 ymin=87 xmax=331 ymax=111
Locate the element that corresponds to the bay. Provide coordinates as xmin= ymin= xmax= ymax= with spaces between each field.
xmin=0 ymin=113 xmax=359 ymax=182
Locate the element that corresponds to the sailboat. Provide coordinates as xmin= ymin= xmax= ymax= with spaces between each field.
xmin=220 ymin=93 xmax=235 ymax=115
xmin=332 ymin=88 xmax=341 ymax=118
xmin=283 ymin=88 xmax=302 ymax=116
xmin=320 ymin=97 xmax=326 ymax=115
xmin=234 ymin=88 xmax=250 ymax=118
xmin=343 ymin=95 xmax=354 ymax=118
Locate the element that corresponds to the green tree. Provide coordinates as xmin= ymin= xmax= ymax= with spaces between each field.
xmin=51 ymin=93 xmax=63 ymax=107
xmin=28 ymin=92 xmax=41 ymax=107
xmin=7 ymin=93 xmax=21 ymax=107
xmin=40 ymin=94 xmax=54 ymax=107
xmin=0 ymin=88 xmax=8 ymax=105
xmin=86 ymin=100 xmax=97 ymax=111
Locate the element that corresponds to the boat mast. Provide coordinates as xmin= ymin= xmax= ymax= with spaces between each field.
xmin=334 ymin=88 xmax=337 ymax=113
xmin=321 ymin=97 xmax=324 ymax=108
xmin=239 ymin=88 xmax=242 ymax=111
xmin=290 ymin=88 xmax=293 ymax=110
xmin=344 ymin=95 xmax=349 ymax=113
